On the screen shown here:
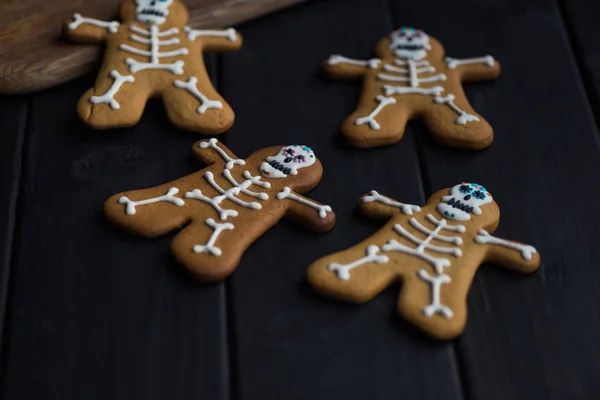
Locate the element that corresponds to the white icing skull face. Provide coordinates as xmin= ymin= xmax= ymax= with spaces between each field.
xmin=135 ymin=0 xmax=174 ymax=25
xmin=437 ymin=183 xmax=493 ymax=221
xmin=259 ymin=145 xmax=316 ymax=179
xmin=389 ymin=27 xmax=431 ymax=60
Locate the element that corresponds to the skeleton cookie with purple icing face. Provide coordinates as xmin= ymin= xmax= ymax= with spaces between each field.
xmin=135 ymin=0 xmax=174 ymax=25
xmin=389 ymin=27 xmax=432 ymax=60
xmin=259 ymin=145 xmax=316 ymax=179
xmin=437 ymin=183 xmax=493 ymax=221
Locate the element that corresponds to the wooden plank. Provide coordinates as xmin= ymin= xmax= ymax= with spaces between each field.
xmin=0 ymin=60 xmax=231 ymax=399
xmin=219 ymin=0 xmax=464 ymax=399
xmin=0 ymin=97 xmax=28 ymax=358
xmin=386 ymin=0 xmax=600 ymax=398
xmin=0 ymin=0 xmax=305 ymax=95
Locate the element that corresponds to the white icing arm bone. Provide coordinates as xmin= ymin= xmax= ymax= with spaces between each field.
xmin=198 ymin=138 xmax=245 ymax=170
xmin=277 ymin=187 xmax=332 ymax=219
xmin=185 ymin=27 xmax=238 ymax=42
xmin=327 ymin=55 xmax=381 ymax=69
xmin=445 ymin=56 xmax=495 ymax=70
xmin=474 ymin=230 xmax=538 ymax=261
xmin=362 ymin=190 xmax=421 ymax=215
xmin=118 ymin=187 xmax=185 ymax=215
xmin=68 ymin=14 xmax=120 ymax=33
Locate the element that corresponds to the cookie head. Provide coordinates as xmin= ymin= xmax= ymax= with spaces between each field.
xmin=437 ymin=183 xmax=493 ymax=222
xmin=388 ymin=27 xmax=431 ymax=60
xmin=259 ymin=145 xmax=316 ymax=179
xmin=120 ymin=0 xmax=188 ymax=27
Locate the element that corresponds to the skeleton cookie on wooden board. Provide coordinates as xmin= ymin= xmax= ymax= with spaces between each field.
xmin=63 ymin=0 xmax=242 ymax=134
xmin=307 ymin=183 xmax=539 ymax=340
xmin=104 ymin=139 xmax=335 ymax=281
xmin=324 ymin=27 xmax=501 ymax=149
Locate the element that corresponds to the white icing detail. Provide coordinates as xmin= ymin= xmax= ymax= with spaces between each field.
xmin=409 ymin=218 xmax=463 ymax=245
xmin=243 ymin=171 xmax=271 ymax=189
xmin=445 ymin=56 xmax=495 ymax=70
xmin=354 ymin=95 xmax=396 ymax=130
xmin=276 ymin=187 xmax=332 ymax=219
xmin=475 ymin=230 xmax=537 ymax=261
xmin=382 ymin=239 xmax=450 ymax=274
xmin=425 ymin=214 xmax=465 ymax=233
xmin=417 ymin=269 xmax=453 ymax=318
xmin=118 ymin=187 xmax=184 ymax=215
xmin=389 ymin=28 xmax=431 ymax=60
xmin=135 ymin=0 xmax=173 ymax=26
xmin=434 ymin=94 xmax=479 ymax=125
xmin=68 ymin=14 xmax=119 ymax=33
xmin=377 ymin=72 xmax=446 ymax=84
xmin=223 ymin=170 xmax=269 ymax=200
xmin=184 ymin=188 xmax=239 ymax=221
xmin=205 ymin=172 xmax=261 ymax=210
xmin=327 ymin=55 xmax=381 ymax=69
xmin=173 ymin=77 xmax=223 ymax=114
xmin=125 ymin=58 xmax=185 ymax=74
xmin=395 ymin=59 xmax=429 ymax=67
xmin=437 ymin=183 xmax=493 ymax=221
xmin=361 ymin=190 xmax=420 ymax=215
xmin=198 ymin=138 xmax=245 ymax=170
xmin=184 ymin=26 xmax=238 ymax=42
xmin=392 ymin=223 xmax=462 ymax=258
xmin=328 ymin=245 xmax=389 ymax=280
xmin=262 ymin=145 xmax=317 ymax=179
xmin=193 ymin=218 xmax=234 ymax=256
xmin=383 ymin=85 xmax=444 ymax=96
xmin=90 ymin=70 xmax=135 ymax=110
xmin=121 ymin=25 xmax=187 ymax=74
xmin=383 ymin=64 xmax=434 ymax=74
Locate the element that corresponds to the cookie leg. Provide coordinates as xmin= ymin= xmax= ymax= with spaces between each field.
xmin=78 ymin=70 xmax=151 ymax=129
xmin=170 ymin=218 xmax=245 ymax=281
xmin=422 ymin=92 xmax=493 ymax=150
xmin=162 ymin=76 xmax=234 ymax=134
xmin=341 ymin=95 xmax=410 ymax=148
xmin=307 ymin=245 xmax=397 ymax=303
xmin=396 ymin=270 xmax=467 ymax=340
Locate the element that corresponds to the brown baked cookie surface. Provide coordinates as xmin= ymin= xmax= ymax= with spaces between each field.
xmin=105 ymin=139 xmax=335 ymax=281
xmin=307 ymin=183 xmax=539 ymax=340
xmin=64 ymin=0 xmax=242 ymax=134
xmin=324 ymin=27 xmax=500 ymax=149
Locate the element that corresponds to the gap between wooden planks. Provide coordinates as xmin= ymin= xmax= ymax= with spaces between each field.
xmin=0 ymin=0 xmax=305 ymax=94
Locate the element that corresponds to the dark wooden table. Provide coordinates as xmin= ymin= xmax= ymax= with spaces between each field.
xmin=1 ymin=0 xmax=600 ymax=398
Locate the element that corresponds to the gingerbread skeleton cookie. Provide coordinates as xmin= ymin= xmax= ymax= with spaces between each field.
xmin=105 ymin=139 xmax=335 ymax=281
xmin=64 ymin=0 xmax=242 ymax=133
xmin=324 ymin=27 xmax=501 ymax=149
xmin=307 ymin=183 xmax=539 ymax=340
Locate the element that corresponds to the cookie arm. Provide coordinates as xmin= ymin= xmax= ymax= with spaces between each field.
xmin=444 ymin=55 xmax=501 ymax=83
xmin=276 ymin=187 xmax=335 ymax=233
xmin=475 ymin=230 xmax=540 ymax=273
xmin=185 ymin=27 xmax=243 ymax=52
xmin=192 ymin=138 xmax=245 ymax=169
xmin=358 ymin=190 xmax=421 ymax=220
xmin=323 ymin=55 xmax=381 ymax=79
xmin=63 ymin=14 xmax=120 ymax=43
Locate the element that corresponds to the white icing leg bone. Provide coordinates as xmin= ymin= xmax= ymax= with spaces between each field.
xmin=199 ymin=138 xmax=245 ymax=170
xmin=90 ymin=70 xmax=135 ymax=110
xmin=222 ymin=170 xmax=269 ymax=200
xmin=445 ymin=56 xmax=495 ymax=69
xmin=418 ymin=269 xmax=453 ymax=318
xmin=474 ymin=230 xmax=538 ymax=260
xmin=276 ymin=187 xmax=332 ymax=219
xmin=193 ymin=218 xmax=234 ymax=256
xmin=383 ymin=85 xmax=444 ymax=96
xmin=355 ymin=95 xmax=396 ymax=130
xmin=205 ymin=172 xmax=261 ymax=210
xmin=68 ymin=14 xmax=120 ymax=33
xmin=184 ymin=189 xmax=239 ymax=221
xmin=118 ymin=187 xmax=184 ymax=215
xmin=125 ymin=58 xmax=185 ymax=74
xmin=361 ymin=190 xmax=421 ymax=215
xmin=327 ymin=55 xmax=381 ymax=69
xmin=434 ymin=94 xmax=479 ymax=125
xmin=185 ymin=27 xmax=238 ymax=42
xmin=328 ymin=245 xmax=389 ymax=280
xmin=173 ymin=77 xmax=223 ymax=114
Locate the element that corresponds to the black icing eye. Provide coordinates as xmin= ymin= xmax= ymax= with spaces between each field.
xmin=464 ymin=195 xmax=472 ymax=201
xmin=472 ymin=190 xmax=486 ymax=200
xmin=458 ymin=184 xmax=472 ymax=194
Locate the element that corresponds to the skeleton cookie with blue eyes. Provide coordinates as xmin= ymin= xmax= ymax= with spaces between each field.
xmin=105 ymin=139 xmax=334 ymax=282
xmin=308 ymin=183 xmax=539 ymax=340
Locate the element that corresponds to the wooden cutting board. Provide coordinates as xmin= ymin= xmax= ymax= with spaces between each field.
xmin=0 ymin=0 xmax=305 ymax=94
